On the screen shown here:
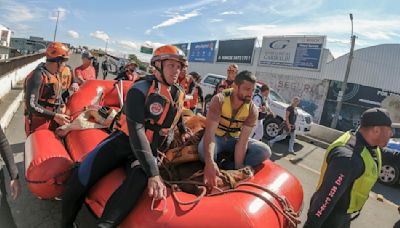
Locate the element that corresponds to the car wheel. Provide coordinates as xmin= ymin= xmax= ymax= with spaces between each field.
xmin=379 ymin=162 xmax=399 ymax=185
xmin=263 ymin=118 xmax=283 ymax=140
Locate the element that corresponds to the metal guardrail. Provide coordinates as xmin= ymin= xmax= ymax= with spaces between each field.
xmin=0 ymin=53 xmax=45 ymax=78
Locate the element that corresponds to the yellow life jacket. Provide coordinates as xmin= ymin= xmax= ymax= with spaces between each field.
xmin=316 ymin=131 xmax=382 ymax=214
xmin=215 ymin=88 xmax=250 ymax=137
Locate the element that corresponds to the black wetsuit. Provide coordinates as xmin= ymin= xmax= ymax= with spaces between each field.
xmin=102 ymin=61 xmax=110 ymax=80
xmin=304 ymin=131 xmax=378 ymax=228
xmin=0 ymin=125 xmax=18 ymax=228
xmin=61 ymin=76 xmax=185 ymax=228
xmin=25 ymin=63 xmax=74 ymax=119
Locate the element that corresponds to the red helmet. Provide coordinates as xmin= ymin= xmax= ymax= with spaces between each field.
xmin=150 ymin=45 xmax=186 ymax=67
xmin=46 ymin=42 xmax=70 ymax=61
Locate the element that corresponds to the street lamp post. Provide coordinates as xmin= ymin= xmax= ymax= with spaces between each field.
xmin=331 ymin=13 xmax=356 ymax=129
xmin=105 ymin=39 xmax=109 ymax=55
xmin=53 ymin=10 xmax=60 ymax=41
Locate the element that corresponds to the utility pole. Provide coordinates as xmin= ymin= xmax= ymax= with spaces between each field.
xmin=105 ymin=38 xmax=109 ymax=55
xmin=331 ymin=13 xmax=356 ymax=128
xmin=53 ymin=10 xmax=60 ymax=41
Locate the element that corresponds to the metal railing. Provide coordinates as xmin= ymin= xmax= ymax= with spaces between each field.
xmin=0 ymin=53 xmax=45 ymax=77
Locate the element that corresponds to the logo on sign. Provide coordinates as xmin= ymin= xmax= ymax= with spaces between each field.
xmin=269 ymin=40 xmax=290 ymax=49
xmin=149 ymin=102 xmax=163 ymax=115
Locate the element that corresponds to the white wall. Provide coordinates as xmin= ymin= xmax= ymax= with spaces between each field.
xmin=0 ymin=57 xmax=45 ymax=99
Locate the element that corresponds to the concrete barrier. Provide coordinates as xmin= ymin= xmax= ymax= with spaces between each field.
xmin=0 ymin=57 xmax=45 ymax=99
xmin=307 ymin=123 xmax=344 ymax=143
xmin=297 ymin=123 xmax=344 ymax=149
xmin=0 ymin=90 xmax=23 ymax=129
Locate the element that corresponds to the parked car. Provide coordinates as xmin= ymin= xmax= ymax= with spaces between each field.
xmin=379 ymin=123 xmax=400 ymax=186
xmin=199 ymin=73 xmax=313 ymax=140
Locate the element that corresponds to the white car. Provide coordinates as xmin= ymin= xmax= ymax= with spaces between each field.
xmin=200 ymin=73 xmax=312 ymax=139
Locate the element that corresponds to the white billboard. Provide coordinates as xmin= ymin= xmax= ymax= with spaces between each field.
xmin=259 ymin=36 xmax=326 ymax=70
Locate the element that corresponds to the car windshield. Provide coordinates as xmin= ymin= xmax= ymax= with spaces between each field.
xmin=269 ymin=90 xmax=287 ymax=103
xmin=393 ymin=127 xmax=400 ymax=138
xmin=203 ymin=75 xmax=223 ymax=86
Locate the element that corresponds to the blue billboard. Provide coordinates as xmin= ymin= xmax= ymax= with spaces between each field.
xmin=188 ymin=40 xmax=217 ymax=63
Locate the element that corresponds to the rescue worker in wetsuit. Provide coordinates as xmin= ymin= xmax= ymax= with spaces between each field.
xmin=199 ymin=70 xmax=271 ymax=187
xmin=213 ymin=64 xmax=238 ymax=95
xmin=61 ymin=45 xmax=190 ymax=228
xmin=114 ymin=60 xmax=140 ymax=82
xmin=304 ymin=108 xmax=393 ymax=228
xmin=0 ymin=125 xmax=21 ymax=228
xmin=101 ymin=57 xmax=111 ymax=80
xmin=24 ymin=42 xmax=76 ymax=136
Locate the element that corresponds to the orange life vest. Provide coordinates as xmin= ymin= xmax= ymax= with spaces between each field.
xmin=114 ymin=78 xmax=185 ymax=152
xmin=24 ymin=63 xmax=62 ymax=113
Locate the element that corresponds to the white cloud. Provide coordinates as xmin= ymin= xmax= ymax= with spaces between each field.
xmin=246 ymin=0 xmax=323 ymax=17
xmin=1 ymin=0 xmax=42 ymax=22
xmin=236 ymin=15 xmax=400 ymax=42
xmin=90 ymin=30 xmax=110 ymax=42
xmin=116 ymin=40 xmax=138 ymax=50
xmin=209 ymin=18 xmax=224 ymax=23
xmin=175 ymin=0 xmax=220 ymax=12
xmin=49 ymin=7 xmax=67 ymax=21
xmin=67 ymin=30 xmax=79 ymax=39
xmin=151 ymin=9 xmax=201 ymax=31
xmin=224 ymin=14 xmax=400 ymax=59
xmin=220 ymin=11 xmax=243 ymax=15
xmin=143 ymin=41 xmax=164 ymax=49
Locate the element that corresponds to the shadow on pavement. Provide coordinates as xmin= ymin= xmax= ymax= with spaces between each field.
xmin=266 ymin=138 xmax=304 ymax=162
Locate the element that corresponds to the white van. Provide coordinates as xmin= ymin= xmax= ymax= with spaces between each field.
xmin=200 ymin=73 xmax=312 ymax=139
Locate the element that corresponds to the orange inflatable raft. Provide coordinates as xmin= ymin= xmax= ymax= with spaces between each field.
xmin=24 ymin=80 xmax=304 ymax=227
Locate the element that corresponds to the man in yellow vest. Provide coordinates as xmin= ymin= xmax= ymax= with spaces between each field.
xmin=305 ymin=108 xmax=393 ymax=227
xmin=198 ymin=70 xmax=271 ymax=187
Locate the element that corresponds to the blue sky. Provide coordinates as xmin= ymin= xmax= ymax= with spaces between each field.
xmin=1 ymin=0 xmax=399 ymax=60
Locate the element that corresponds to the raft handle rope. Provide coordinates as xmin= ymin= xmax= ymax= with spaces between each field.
xmin=157 ymin=162 xmax=301 ymax=227
xmin=150 ymin=196 xmax=167 ymax=213
xmin=154 ymin=126 xmax=300 ymax=226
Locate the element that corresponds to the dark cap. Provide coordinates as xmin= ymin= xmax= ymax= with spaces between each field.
xmin=81 ymin=51 xmax=93 ymax=60
xmin=360 ymin=108 xmax=392 ymax=128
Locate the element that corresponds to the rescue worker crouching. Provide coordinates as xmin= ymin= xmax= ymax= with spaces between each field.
xmin=305 ymin=108 xmax=393 ymax=228
xmin=114 ymin=60 xmax=140 ymax=82
xmin=61 ymin=45 xmax=190 ymax=228
xmin=24 ymin=42 xmax=77 ymax=136
xmin=198 ymin=70 xmax=272 ymax=188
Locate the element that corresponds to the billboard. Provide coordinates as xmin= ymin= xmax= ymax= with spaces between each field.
xmin=188 ymin=40 xmax=217 ymax=63
xmin=173 ymin=43 xmax=189 ymax=56
xmin=326 ymin=80 xmax=400 ymax=107
xmin=216 ymin=38 xmax=256 ymax=64
xmin=140 ymin=46 xmax=153 ymax=54
xmin=259 ymin=36 xmax=325 ymax=70
xmin=320 ymin=80 xmax=400 ymax=131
